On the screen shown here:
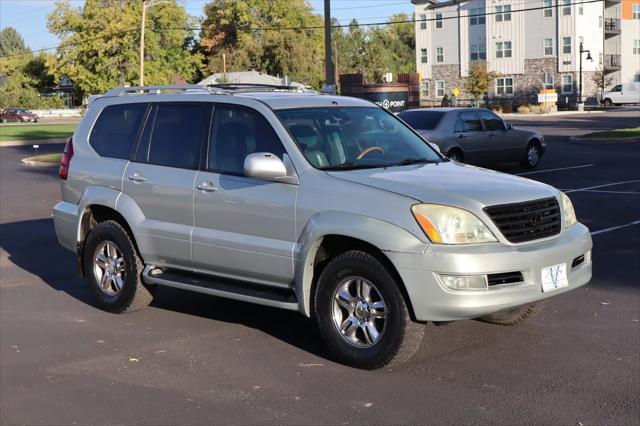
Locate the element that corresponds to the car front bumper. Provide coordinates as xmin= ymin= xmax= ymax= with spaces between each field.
xmin=386 ymin=223 xmax=592 ymax=322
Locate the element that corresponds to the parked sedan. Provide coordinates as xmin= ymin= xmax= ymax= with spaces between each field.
xmin=0 ymin=108 xmax=39 ymax=123
xmin=398 ymin=107 xmax=545 ymax=168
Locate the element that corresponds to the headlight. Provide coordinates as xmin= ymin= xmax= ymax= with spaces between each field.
xmin=411 ymin=204 xmax=497 ymax=244
xmin=560 ymin=192 xmax=577 ymax=228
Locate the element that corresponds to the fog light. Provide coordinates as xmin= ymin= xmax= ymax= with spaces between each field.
xmin=439 ymin=274 xmax=488 ymax=290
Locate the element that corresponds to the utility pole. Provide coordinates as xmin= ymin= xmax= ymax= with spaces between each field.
xmin=139 ymin=1 xmax=146 ymax=86
xmin=323 ymin=0 xmax=336 ymax=94
xmin=139 ymin=0 xmax=169 ymax=87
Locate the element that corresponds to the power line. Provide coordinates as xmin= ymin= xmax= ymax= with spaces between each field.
xmin=0 ymin=0 xmax=605 ymax=59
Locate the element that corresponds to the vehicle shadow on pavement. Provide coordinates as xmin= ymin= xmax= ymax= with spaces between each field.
xmin=0 ymin=218 xmax=330 ymax=360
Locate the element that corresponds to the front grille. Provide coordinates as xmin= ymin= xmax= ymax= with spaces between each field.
xmin=487 ymin=272 xmax=524 ymax=287
xmin=484 ymin=197 xmax=561 ymax=243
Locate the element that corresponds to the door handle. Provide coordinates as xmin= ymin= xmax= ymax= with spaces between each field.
xmin=457 ymin=134 xmax=466 ymax=139
xmin=128 ymin=172 xmax=147 ymax=183
xmin=197 ymin=181 xmax=218 ymax=192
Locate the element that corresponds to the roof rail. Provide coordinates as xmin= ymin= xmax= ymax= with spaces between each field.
xmin=102 ymin=84 xmax=216 ymax=98
xmin=206 ymin=83 xmax=304 ymax=92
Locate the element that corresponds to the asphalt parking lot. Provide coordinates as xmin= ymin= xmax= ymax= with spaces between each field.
xmin=1 ymin=107 xmax=639 ymax=425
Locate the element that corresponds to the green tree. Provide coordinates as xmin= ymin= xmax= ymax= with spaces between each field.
xmin=464 ymin=64 xmax=499 ymax=107
xmin=0 ymin=27 xmax=28 ymax=57
xmin=200 ymin=0 xmax=324 ymax=88
xmin=46 ymin=0 xmax=203 ymax=96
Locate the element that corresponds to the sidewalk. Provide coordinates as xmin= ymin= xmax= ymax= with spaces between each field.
xmin=0 ymin=138 xmax=67 ymax=148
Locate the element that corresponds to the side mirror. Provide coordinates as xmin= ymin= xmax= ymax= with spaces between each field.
xmin=504 ymin=122 xmax=513 ymax=131
xmin=244 ymin=152 xmax=287 ymax=181
xmin=428 ymin=142 xmax=442 ymax=154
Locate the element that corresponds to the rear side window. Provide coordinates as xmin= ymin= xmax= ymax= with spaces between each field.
xmin=455 ymin=111 xmax=483 ymax=132
xmin=208 ymin=105 xmax=285 ymax=175
xmin=90 ymin=103 xmax=148 ymax=160
xmin=144 ymin=103 xmax=210 ymax=170
xmin=399 ymin=110 xmax=445 ymax=130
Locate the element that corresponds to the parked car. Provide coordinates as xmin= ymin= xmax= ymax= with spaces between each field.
xmin=398 ymin=107 xmax=545 ymax=168
xmin=53 ymin=84 xmax=592 ymax=369
xmin=601 ymin=82 xmax=640 ymax=106
xmin=0 ymin=108 xmax=39 ymax=123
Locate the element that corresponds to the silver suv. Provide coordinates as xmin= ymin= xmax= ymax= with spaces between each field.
xmin=53 ymin=84 xmax=593 ymax=369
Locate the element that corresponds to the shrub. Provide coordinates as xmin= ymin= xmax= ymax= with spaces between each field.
xmin=529 ymin=105 xmax=541 ymax=113
xmin=517 ymin=106 xmax=531 ymax=114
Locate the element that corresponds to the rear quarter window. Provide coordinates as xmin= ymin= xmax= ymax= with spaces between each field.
xmin=90 ymin=103 xmax=148 ymax=160
xmin=399 ymin=110 xmax=445 ymax=130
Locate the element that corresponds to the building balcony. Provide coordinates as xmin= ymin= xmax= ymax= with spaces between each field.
xmin=604 ymin=18 xmax=621 ymax=37
xmin=603 ymin=54 xmax=621 ymax=71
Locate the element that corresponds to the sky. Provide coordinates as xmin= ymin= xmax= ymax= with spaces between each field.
xmin=0 ymin=0 xmax=414 ymax=53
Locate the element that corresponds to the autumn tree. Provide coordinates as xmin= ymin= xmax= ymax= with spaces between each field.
xmin=46 ymin=0 xmax=203 ymax=96
xmin=199 ymin=0 xmax=324 ymax=88
xmin=464 ymin=64 xmax=499 ymax=107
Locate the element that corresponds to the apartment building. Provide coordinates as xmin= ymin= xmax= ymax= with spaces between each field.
xmin=413 ymin=0 xmax=640 ymax=106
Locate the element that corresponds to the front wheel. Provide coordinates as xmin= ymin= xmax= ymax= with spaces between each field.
xmin=479 ymin=301 xmax=547 ymax=326
xmin=447 ymin=148 xmax=464 ymax=163
xmin=603 ymin=98 xmax=613 ymax=107
xmin=521 ymin=141 xmax=541 ymax=169
xmin=314 ymin=250 xmax=424 ymax=369
xmin=82 ymin=220 xmax=154 ymax=313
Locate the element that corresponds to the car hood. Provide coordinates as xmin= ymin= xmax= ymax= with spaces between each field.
xmin=327 ymin=161 xmax=558 ymax=210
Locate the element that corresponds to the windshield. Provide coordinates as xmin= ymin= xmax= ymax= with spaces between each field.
xmin=276 ymin=107 xmax=442 ymax=170
xmin=398 ymin=110 xmax=445 ymax=130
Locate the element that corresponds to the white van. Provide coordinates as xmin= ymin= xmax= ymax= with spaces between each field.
xmin=601 ymin=82 xmax=640 ymax=106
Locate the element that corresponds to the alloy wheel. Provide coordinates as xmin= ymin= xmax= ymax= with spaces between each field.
xmin=332 ymin=276 xmax=387 ymax=348
xmin=93 ymin=240 xmax=126 ymax=296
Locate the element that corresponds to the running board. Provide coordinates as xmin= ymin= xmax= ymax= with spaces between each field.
xmin=142 ymin=267 xmax=299 ymax=311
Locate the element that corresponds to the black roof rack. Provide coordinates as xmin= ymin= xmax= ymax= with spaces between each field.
xmin=206 ymin=83 xmax=304 ymax=92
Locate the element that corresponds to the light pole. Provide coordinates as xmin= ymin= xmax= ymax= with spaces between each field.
xmin=578 ymin=41 xmax=593 ymax=106
xmin=139 ymin=0 xmax=169 ymax=87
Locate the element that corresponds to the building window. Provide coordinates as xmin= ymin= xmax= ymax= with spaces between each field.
xmin=635 ymin=74 xmax=640 ymax=82
xmin=470 ymin=44 xmax=487 ymax=60
xmin=436 ymin=80 xmax=445 ymax=97
xmin=435 ymin=13 xmax=443 ymax=28
xmin=634 ymin=40 xmax=640 ymax=55
xmin=495 ymin=5 xmax=512 ymax=22
xmin=578 ymin=0 xmax=583 ymax=15
xmin=599 ymin=52 xmax=603 ymax=65
xmin=420 ymin=79 xmax=430 ymax=98
xmin=544 ymin=72 xmax=554 ymax=89
xmin=633 ymin=4 xmax=640 ymax=20
xmin=496 ymin=77 xmax=514 ymax=96
xmin=421 ymin=48 xmax=428 ymax=63
xmin=544 ymin=38 xmax=554 ymax=55
xmin=599 ymin=15 xmax=603 ymax=28
xmin=563 ymin=37 xmax=572 ymax=54
xmin=562 ymin=74 xmax=573 ymax=93
xmin=419 ymin=14 xmax=427 ymax=30
xmin=470 ymin=8 xmax=486 ymax=25
xmin=543 ymin=0 xmax=553 ymax=18
xmin=436 ymin=47 xmax=444 ymax=63
xmin=496 ymin=41 xmax=512 ymax=58
xmin=562 ymin=0 xmax=571 ymax=16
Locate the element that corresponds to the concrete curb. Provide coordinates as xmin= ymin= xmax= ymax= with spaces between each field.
xmin=569 ymin=135 xmax=640 ymax=144
xmin=0 ymin=138 xmax=68 ymax=148
xmin=20 ymin=157 xmax=59 ymax=167
xmin=501 ymin=110 xmax=607 ymax=118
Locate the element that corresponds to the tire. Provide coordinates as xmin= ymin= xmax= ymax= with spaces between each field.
xmin=603 ymin=98 xmax=613 ymax=107
xmin=521 ymin=140 xmax=541 ymax=169
xmin=314 ymin=250 xmax=424 ymax=369
xmin=447 ymin=148 xmax=464 ymax=163
xmin=479 ymin=301 xmax=547 ymax=326
xmin=82 ymin=220 xmax=153 ymax=313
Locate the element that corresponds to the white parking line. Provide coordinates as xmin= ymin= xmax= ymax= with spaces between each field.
xmin=591 ymin=220 xmax=640 ymax=236
xmin=564 ymin=179 xmax=640 ymax=193
xmin=581 ymin=190 xmax=640 ymax=195
xmin=516 ymin=164 xmax=594 ymax=176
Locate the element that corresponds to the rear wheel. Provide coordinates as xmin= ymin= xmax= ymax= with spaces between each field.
xmin=314 ymin=250 xmax=424 ymax=369
xmin=479 ymin=301 xmax=547 ymax=326
xmin=447 ymin=148 xmax=464 ymax=163
xmin=82 ymin=220 xmax=153 ymax=313
xmin=521 ymin=141 xmax=541 ymax=169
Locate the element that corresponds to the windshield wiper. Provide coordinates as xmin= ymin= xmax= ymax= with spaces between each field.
xmin=389 ymin=157 xmax=440 ymax=167
xmin=321 ymin=162 xmax=388 ymax=171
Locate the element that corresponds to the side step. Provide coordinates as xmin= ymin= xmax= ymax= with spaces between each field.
xmin=142 ymin=267 xmax=299 ymax=311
